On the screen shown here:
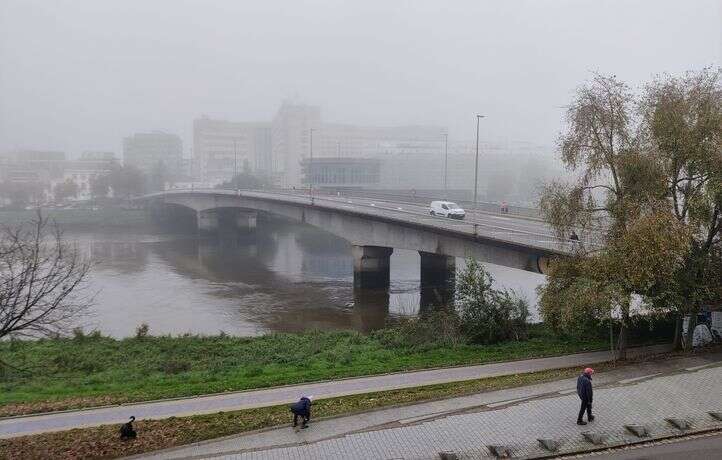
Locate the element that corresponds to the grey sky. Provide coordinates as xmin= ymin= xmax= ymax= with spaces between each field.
xmin=1 ymin=0 xmax=720 ymax=157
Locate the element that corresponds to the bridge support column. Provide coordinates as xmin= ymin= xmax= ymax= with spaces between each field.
xmin=352 ymin=288 xmax=390 ymax=332
xmin=234 ymin=210 xmax=257 ymax=233
xmin=352 ymin=245 xmax=393 ymax=289
xmin=197 ymin=210 xmax=219 ymax=233
xmin=419 ymin=252 xmax=455 ymax=309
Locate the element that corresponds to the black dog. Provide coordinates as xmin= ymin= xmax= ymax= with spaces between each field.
xmin=119 ymin=416 xmax=137 ymax=440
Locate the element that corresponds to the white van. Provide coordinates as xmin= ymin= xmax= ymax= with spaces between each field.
xmin=429 ymin=201 xmax=466 ymax=219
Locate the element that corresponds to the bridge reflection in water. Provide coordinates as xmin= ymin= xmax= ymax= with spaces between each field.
xmin=76 ymin=212 xmax=543 ymax=337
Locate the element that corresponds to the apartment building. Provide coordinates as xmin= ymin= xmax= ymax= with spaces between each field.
xmin=193 ymin=117 xmax=272 ymax=184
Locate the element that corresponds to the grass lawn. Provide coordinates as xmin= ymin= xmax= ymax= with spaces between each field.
xmin=0 ymin=326 xmax=610 ymax=416
xmin=0 ymin=364 xmax=613 ymax=460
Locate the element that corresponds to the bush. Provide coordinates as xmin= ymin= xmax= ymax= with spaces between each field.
xmin=377 ymin=310 xmax=463 ymax=348
xmin=135 ymin=323 xmax=150 ymax=339
xmin=160 ymin=359 xmax=191 ymax=375
xmin=456 ymin=258 xmax=529 ymax=344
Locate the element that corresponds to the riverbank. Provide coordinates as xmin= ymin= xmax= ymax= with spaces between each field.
xmin=0 ymin=326 xmax=615 ymax=417
xmin=0 ymin=207 xmax=150 ymax=229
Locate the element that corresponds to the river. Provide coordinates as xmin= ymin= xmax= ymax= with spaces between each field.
xmin=72 ymin=216 xmax=546 ymax=337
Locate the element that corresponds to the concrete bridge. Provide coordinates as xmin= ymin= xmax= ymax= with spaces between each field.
xmin=137 ymin=190 xmax=571 ymax=292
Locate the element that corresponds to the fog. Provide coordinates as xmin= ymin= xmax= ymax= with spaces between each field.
xmin=1 ymin=0 xmax=719 ymax=156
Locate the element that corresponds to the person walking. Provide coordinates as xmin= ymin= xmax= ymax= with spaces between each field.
xmin=576 ymin=368 xmax=595 ymax=425
xmin=290 ymin=395 xmax=313 ymax=429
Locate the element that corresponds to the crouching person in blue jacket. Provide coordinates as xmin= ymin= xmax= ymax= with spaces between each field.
xmin=290 ymin=395 xmax=313 ymax=429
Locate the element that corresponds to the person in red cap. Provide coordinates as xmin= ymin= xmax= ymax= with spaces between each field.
xmin=576 ymin=367 xmax=595 ymax=425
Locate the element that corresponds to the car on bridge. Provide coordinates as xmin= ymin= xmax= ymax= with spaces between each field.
xmin=429 ymin=201 xmax=466 ymax=219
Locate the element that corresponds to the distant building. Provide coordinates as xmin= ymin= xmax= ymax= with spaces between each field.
xmin=301 ymin=158 xmax=381 ymax=188
xmin=58 ymin=152 xmax=118 ymax=200
xmin=193 ymin=101 xmax=446 ymax=188
xmin=193 ymin=117 xmax=272 ymax=184
xmin=122 ymin=132 xmax=182 ymax=176
xmin=271 ymin=101 xmax=321 ymax=187
xmin=0 ymin=150 xmax=66 ymax=184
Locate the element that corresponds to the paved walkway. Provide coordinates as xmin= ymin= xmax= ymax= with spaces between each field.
xmin=137 ymin=351 xmax=722 ymax=460
xmin=0 ymin=345 xmax=669 ymax=438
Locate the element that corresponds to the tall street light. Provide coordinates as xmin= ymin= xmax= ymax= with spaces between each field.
xmin=474 ymin=115 xmax=486 ymax=234
xmin=233 ymin=138 xmax=238 ymax=191
xmin=309 ymin=128 xmax=315 ymax=205
xmin=443 ymin=133 xmax=449 ymax=199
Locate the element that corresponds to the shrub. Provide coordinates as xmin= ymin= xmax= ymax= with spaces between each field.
xmin=160 ymin=359 xmax=191 ymax=375
xmin=72 ymin=327 xmax=86 ymax=341
xmin=377 ymin=310 xmax=463 ymax=348
xmin=456 ymin=258 xmax=529 ymax=344
xmin=135 ymin=323 xmax=150 ymax=339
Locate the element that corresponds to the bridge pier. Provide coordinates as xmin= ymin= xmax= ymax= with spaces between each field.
xmin=234 ymin=210 xmax=257 ymax=233
xmin=352 ymin=245 xmax=394 ymax=289
xmin=197 ymin=210 xmax=219 ymax=233
xmin=419 ymin=252 xmax=456 ymax=309
xmin=352 ymin=288 xmax=390 ymax=332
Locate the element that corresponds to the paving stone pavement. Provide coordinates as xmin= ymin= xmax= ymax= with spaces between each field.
xmin=136 ymin=353 xmax=722 ymax=460
xmin=0 ymin=344 xmax=670 ymax=439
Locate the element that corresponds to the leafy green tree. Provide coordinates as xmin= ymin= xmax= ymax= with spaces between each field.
xmin=456 ymin=258 xmax=529 ymax=344
xmin=539 ymin=73 xmax=660 ymax=357
xmin=149 ymin=160 xmax=168 ymax=192
xmin=217 ymin=172 xmax=271 ymax=191
xmin=0 ymin=182 xmax=45 ymax=209
xmin=642 ymin=68 xmax=722 ymax=348
xmin=109 ymin=165 xmax=146 ymax=201
xmin=539 ymin=69 xmax=722 ymax=355
xmin=90 ymin=174 xmax=110 ymax=201
xmin=53 ymin=179 xmax=78 ymax=202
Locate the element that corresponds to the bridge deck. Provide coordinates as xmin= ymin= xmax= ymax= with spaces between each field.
xmin=141 ymin=189 xmax=578 ymax=256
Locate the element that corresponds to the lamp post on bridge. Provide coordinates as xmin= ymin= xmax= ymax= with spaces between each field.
xmin=444 ymin=133 xmax=449 ymax=200
xmin=474 ymin=115 xmax=486 ymax=236
xmin=309 ymin=128 xmax=315 ymax=205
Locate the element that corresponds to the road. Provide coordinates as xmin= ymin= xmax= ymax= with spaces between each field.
xmin=272 ymin=189 xmax=598 ymax=253
xmin=587 ymin=431 xmax=722 ymax=459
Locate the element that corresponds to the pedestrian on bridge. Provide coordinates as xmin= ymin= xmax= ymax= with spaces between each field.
xmin=291 ymin=395 xmax=313 ymax=429
xmin=576 ymin=368 xmax=595 ymax=425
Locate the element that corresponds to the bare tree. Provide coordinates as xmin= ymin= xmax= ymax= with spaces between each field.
xmin=0 ymin=212 xmax=92 ymax=341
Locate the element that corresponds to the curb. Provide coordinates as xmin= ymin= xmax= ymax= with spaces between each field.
xmin=533 ymin=427 xmax=722 ymax=459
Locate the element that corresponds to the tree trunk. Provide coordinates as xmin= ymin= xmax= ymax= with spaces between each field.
xmin=616 ymin=301 xmax=631 ymax=360
xmin=672 ymin=315 xmax=683 ymax=351
xmin=684 ymin=313 xmax=698 ymax=353
xmin=617 ymin=322 xmax=628 ymax=360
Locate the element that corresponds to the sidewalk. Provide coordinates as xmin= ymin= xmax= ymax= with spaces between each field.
xmin=136 ymin=351 xmax=722 ymax=460
xmin=0 ymin=344 xmax=670 ymax=439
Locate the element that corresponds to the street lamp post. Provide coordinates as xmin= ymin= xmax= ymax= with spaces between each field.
xmin=233 ymin=138 xmax=238 ymax=191
xmin=309 ymin=128 xmax=315 ymax=205
xmin=474 ymin=115 xmax=485 ymax=235
xmin=443 ymin=133 xmax=448 ymax=199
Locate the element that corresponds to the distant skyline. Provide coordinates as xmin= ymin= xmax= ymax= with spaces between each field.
xmin=1 ymin=0 xmax=720 ymax=158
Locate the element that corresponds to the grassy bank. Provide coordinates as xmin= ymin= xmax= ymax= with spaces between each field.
xmin=0 ymin=326 xmax=610 ymax=416
xmin=0 ymin=207 xmax=149 ymax=229
xmin=0 ymin=364 xmax=609 ymax=460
